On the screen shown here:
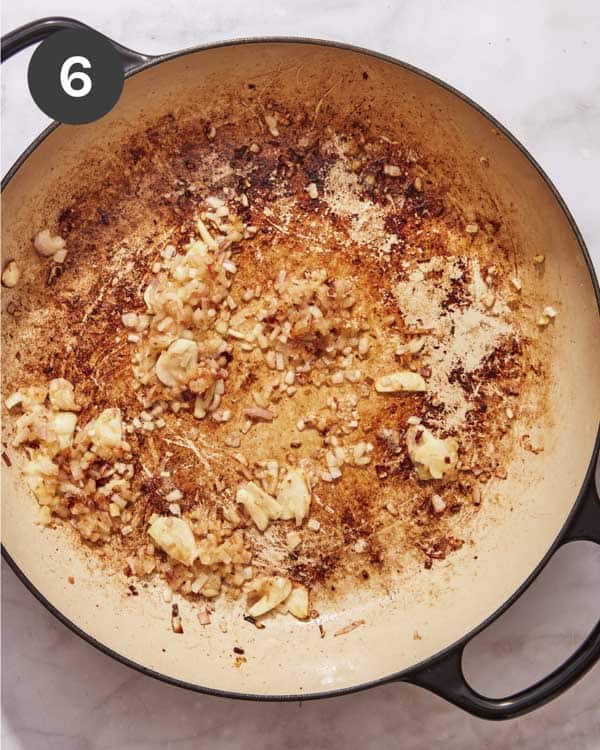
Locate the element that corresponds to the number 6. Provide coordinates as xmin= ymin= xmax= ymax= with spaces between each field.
xmin=60 ymin=56 xmax=92 ymax=98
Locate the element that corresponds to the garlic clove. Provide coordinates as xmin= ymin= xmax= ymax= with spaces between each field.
xmin=375 ymin=371 xmax=427 ymax=393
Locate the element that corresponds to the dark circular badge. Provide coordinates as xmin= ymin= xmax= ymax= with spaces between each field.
xmin=27 ymin=29 xmax=124 ymax=124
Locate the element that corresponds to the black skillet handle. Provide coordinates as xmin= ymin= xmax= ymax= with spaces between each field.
xmin=1 ymin=16 xmax=153 ymax=73
xmin=403 ymin=452 xmax=600 ymax=720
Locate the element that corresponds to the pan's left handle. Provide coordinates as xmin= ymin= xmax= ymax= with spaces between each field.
xmin=401 ymin=450 xmax=600 ymax=720
xmin=1 ymin=16 xmax=154 ymax=73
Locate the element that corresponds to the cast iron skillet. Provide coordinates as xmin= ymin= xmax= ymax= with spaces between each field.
xmin=1 ymin=17 xmax=599 ymax=720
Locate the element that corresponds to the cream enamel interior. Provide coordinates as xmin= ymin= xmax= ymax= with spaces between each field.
xmin=2 ymin=41 xmax=599 ymax=696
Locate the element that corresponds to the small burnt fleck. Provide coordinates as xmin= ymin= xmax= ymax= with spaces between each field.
xmin=243 ymin=614 xmax=265 ymax=629
xmin=47 ymin=265 xmax=63 ymax=286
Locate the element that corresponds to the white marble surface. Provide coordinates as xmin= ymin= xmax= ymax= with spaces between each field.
xmin=1 ymin=0 xmax=599 ymax=747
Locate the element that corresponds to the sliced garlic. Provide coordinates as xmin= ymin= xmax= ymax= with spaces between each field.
xmin=375 ymin=371 xmax=427 ymax=393
xmin=48 ymin=378 xmax=79 ymax=411
xmin=148 ymin=516 xmax=197 ymax=566
xmin=482 ymin=292 xmax=495 ymax=309
xmin=265 ymin=113 xmax=279 ymax=137
xmin=407 ymin=337 xmax=425 ymax=354
xmin=5 ymin=385 xmax=47 ymax=411
xmin=236 ymin=481 xmax=281 ymax=531
xmin=406 ymin=425 xmax=458 ymax=480
xmin=25 ymin=450 xmax=58 ymax=479
xmin=2 ymin=260 xmax=20 ymax=288
xmin=89 ymin=408 xmax=123 ymax=458
xmin=282 ymin=584 xmax=310 ymax=620
xmin=395 ymin=337 xmax=425 ymax=357
xmin=48 ymin=411 xmax=77 ymax=450
xmin=5 ymin=392 xmax=22 ymax=410
xmin=36 ymin=506 xmax=52 ymax=525
xmin=277 ymin=468 xmax=311 ymax=526
xmin=23 ymin=449 xmax=60 ymax=511
xmin=246 ymin=576 xmax=292 ymax=618
xmin=155 ymin=338 xmax=199 ymax=388
xmin=34 ymin=229 xmax=66 ymax=257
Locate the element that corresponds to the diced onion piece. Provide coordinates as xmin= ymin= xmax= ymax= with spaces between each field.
xmin=121 ymin=312 xmax=138 ymax=328
xmin=286 ymin=530 xmax=302 ymax=550
xmin=431 ymin=494 xmax=446 ymax=513
xmin=306 ymin=183 xmax=318 ymax=199
xmin=243 ymin=406 xmax=274 ymax=422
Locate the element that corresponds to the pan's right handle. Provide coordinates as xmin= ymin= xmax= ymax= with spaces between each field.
xmin=566 ymin=449 xmax=600 ymax=543
xmin=1 ymin=17 xmax=154 ymax=73
xmin=404 ymin=449 xmax=600 ymax=720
